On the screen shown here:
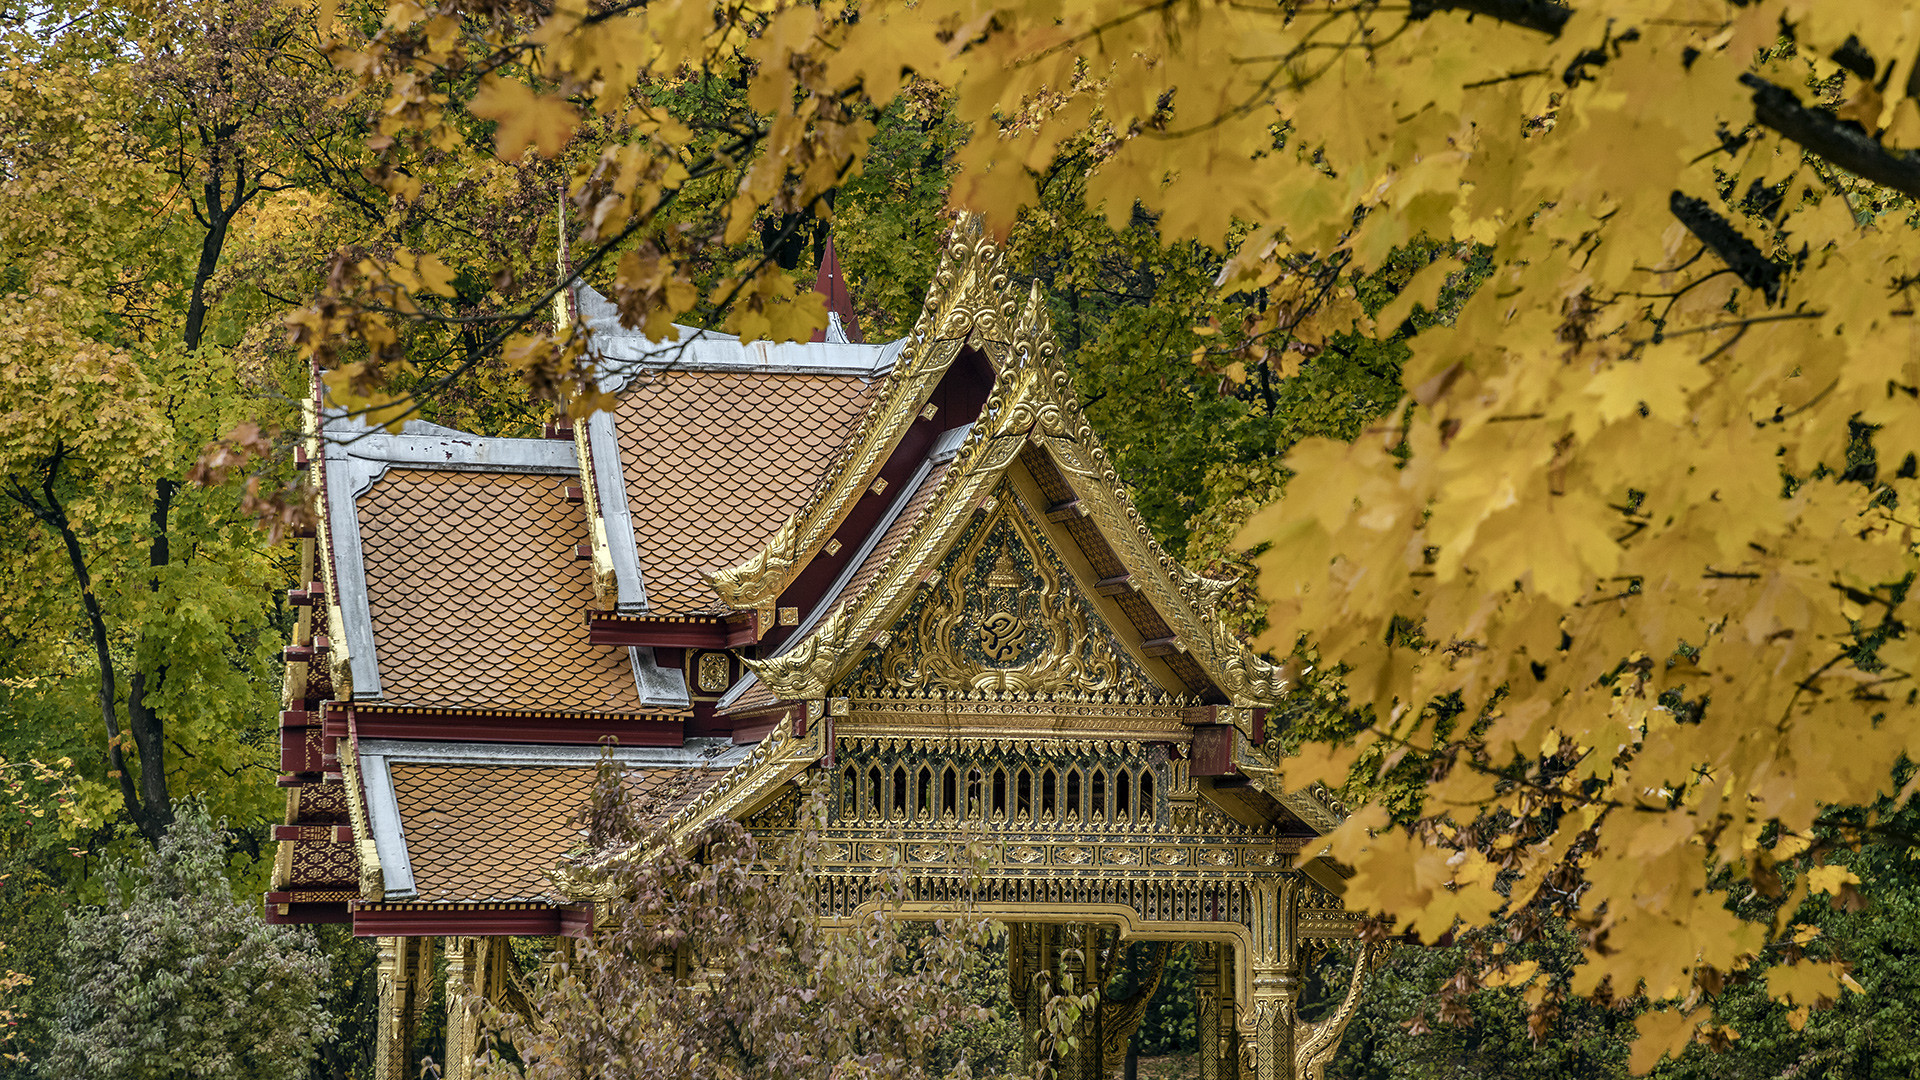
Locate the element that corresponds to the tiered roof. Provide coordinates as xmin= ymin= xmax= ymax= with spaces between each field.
xmin=267 ymin=223 xmax=1336 ymax=935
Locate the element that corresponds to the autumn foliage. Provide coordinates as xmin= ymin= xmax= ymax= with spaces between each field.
xmin=241 ymin=0 xmax=1920 ymax=1069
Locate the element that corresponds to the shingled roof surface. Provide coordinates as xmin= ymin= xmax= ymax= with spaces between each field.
xmin=828 ymin=458 xmax=953 ymax=623
xmin=614 ymin=370 xmax=884 ymax=615
xmin=390 ymin=762 xmax=721 ymax=903
xmin=357 ymin=468 xmax=640 ymax=713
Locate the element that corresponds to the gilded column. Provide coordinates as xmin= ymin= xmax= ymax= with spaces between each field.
xmin=410 ymin=936 xmax=436 ymax=1055
xmin=374 ymin=936 xmax=413 ymax=1080
xmin=1007 ymin=922 xmax=1049 ymax=1070
xmin=442 ymin=937 xmax=483 ymax=1080
xmin=1242 ymin=878 xmax=1300 ymax=1080
xmin=1195 ymin=941 xmax=1240 ymax=1080
xmin=1055 ymin=923 xmax=1101 ymax=1080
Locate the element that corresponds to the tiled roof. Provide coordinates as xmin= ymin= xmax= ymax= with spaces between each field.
xmin=390 ymin=762 xmax=718 ymax=903
xmin=357 ymin=469 xmax=640 ymax=713
xmin=721 ymin=676 xmax=778 ymax=715
xmin=614 ymin=371 xmax=883 ymax=615
xmin=828 ymin=459 xmax=952 ymax=623
xmin=720 ymin=460 xmax=952 ymax=717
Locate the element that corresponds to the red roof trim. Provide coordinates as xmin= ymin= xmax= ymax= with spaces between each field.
xmin=588 ymin=611 xmax=757 ymax=648
xmin=350 ymin=709 xmax=684 ymax=746
xmin=349 ymin=902 xmax=591 ymax=938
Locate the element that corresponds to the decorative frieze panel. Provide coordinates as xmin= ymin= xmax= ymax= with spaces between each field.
xmin=735 ymin=738 xmax=1361 ymax=940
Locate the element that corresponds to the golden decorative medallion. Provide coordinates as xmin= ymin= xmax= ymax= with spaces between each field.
xmin=696 ymin=651 xmax=731 ymax=693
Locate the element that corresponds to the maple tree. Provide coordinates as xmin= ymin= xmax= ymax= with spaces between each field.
xmin=0 ymin=0 xmax=356 ymax=847
xmin=292 ymin=0 xmax=1920 ymax=1067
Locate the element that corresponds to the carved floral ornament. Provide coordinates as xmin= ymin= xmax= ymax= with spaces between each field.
xmin=844 ymin=491 xmax=1158 ymax=699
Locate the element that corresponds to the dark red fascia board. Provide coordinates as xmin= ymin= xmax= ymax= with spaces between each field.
xmin=588 ymin=611 xmax=757 ymax=648
xmin=350 ymin=708 xmax=684 ymax=746
xmin=757 ymin=348 xmax=994 ymax=655
xmin=350 ymin=903 xmax=595 ymax=938
xmin=263 ymin=898 xmax=353 ymax=925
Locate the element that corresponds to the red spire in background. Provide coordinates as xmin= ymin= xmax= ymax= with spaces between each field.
xmin=809 ymin=237 xmax=862 ymax=344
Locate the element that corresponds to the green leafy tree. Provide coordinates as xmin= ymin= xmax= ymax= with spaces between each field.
xmin=39 ymin=803 xmax=333 ymax=1080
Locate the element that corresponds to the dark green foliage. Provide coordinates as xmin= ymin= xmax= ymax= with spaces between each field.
xmin=38 ymin=804 xmax=333 ymax=1080
xmin=1330 ymin=925 xmax=1635 ymax=1080
xmin=928 ymin=928 xmax=1026 ymax=1077
xmin=306 ymin=926 xmax=379 ymax=1080
xmin=1651 ymin=801 xmax=1920 ymax=1080
xmin=1132 ymin=944 xmax=1197 ymax=1057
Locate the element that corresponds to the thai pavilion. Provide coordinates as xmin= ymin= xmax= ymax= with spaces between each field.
xmin=266 ymin=221 xmax=1373 ymax=1080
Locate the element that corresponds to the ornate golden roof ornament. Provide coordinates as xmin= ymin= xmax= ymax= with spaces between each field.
xmin=744 ymin=253 xmax=1294 ymax=713
xmin=708 ymin=215 xmax=1012 ymax=629
xmin=985 ymin=548 xmax=1023 ymax=590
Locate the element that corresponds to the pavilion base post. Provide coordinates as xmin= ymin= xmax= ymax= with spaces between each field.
xmin=375 ymin=936 xmax=421 ymax=1080
xmin=1195 ymin=941 xmax=1241 ymax=1080
xmin=442 ymin=937 xmax=482 ymax=1080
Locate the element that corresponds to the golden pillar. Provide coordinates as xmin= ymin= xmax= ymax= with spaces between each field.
xmin=1006 ymin=922 xmax=1104 ymax=1079
xmin=1241 ymin=878 xmax=1299 ymax=1080
xmin=376 ymin=936 xmax=436 ymax=1080
xmin=442 ymin=937 xmax=485 ymax=1080
xmin=1058 ymin=923 xmax=1105 ymax=1080
xmin=1195 ymin=941 xmax=1240 ymax=1080
xmin=1006 ymin=922 xmax=1042 ymax=1070
xmin=1005 ymin=923 xmax=1166 ymax=1080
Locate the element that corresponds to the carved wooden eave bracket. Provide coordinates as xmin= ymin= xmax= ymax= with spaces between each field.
xmin=707 ymin=217 xmax=1011 ymax=629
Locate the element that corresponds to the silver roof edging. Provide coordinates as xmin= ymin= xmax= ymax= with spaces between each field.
xmin=772 ymin=422 xmax=975 ymax=661
xmin=320 ymin=413 xmax=580 ymax=701
xmin=357 ymin=752 xmax=416 ymax=900
xmin=357 ymin=737 xmax=748 ymax=768
xmin=584 ymin=409 xmax=648 ymax=613
xmin=575 ymin=282 xmax=905 ymax=378
xmin=629 ymin=646 xmax=691 ymax=709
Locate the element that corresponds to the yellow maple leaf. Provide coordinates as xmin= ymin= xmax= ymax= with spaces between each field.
xmin=1805 ymin=864 xmax=1861 ymax=895
xmin=468 ymin=76 xmax=577 ymax=159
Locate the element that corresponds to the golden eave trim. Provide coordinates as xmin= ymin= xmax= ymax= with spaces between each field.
xmin=550 ymin=710 xmax=827 ymax=902
xmin=742 ymin=270 xmax=1289 ymax=710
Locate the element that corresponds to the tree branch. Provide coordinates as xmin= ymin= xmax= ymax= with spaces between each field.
xmin=1408 ymin=0 xmax=1571 ymax=37
xmin=1740 ymin=73 xmax=1920 ymax=199
xmin=1669 ymin=191 xmax=1782 ymax=304
xmin=3 ymin=450 xmax=154 ymax=841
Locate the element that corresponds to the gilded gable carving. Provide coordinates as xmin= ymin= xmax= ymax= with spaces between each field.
xmin=842 ymin=491 xmax=1156 ymax=699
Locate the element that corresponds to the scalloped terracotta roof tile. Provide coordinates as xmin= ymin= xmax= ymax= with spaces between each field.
xmin=719 ymin=459 xmax=951 ymax=718
xmin=614 ymin=371 xmax=883 ymax=615
xmin=357 ymin=469 xmax=639 ymax=713
xmin=391 ymin=763 xmax=719 ymax=903
xmin=721 ymin=677 xmax=778 ymax=715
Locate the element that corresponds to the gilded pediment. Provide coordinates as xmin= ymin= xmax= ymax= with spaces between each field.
xmin=841 ymin=489 xmax=1157 ymax=700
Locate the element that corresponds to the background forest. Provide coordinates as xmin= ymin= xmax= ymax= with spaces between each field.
xmin=4 ymin=0 xmax=1919 ymax=1078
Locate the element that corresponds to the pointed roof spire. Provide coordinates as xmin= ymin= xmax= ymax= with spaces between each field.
xmin=809 ymin=237 xmax=862 ymax=344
